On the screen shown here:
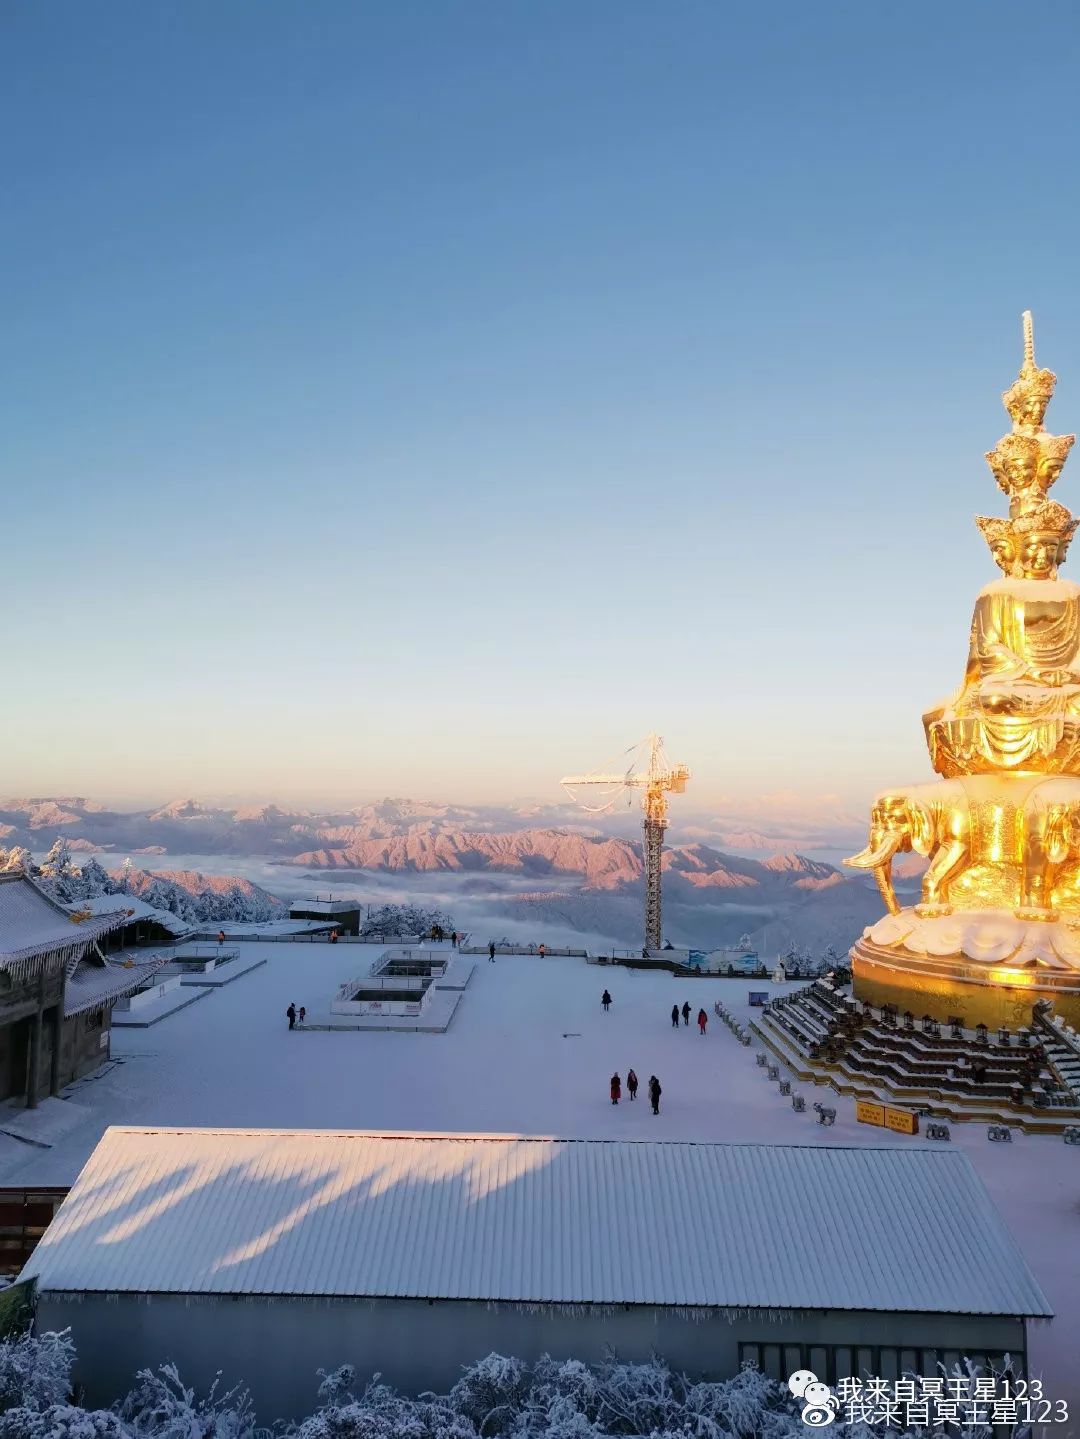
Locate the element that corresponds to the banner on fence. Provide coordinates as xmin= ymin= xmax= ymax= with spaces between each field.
xmin=856 ymin=1100 xmax=918 ymax=1134
xmin=883 ymin=1105 xmax=919 ymax=1135
xmin=855 ymin=1101 xmax=886 ymax=1127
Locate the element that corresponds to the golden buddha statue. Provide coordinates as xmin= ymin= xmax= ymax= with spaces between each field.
xmin=925 ymin=321 xmax=1080 ymax=777
xmin=847 ymin=313 xmax=1080 ymax=1030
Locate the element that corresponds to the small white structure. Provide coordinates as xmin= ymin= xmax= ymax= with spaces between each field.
xmin=288 ymin=897 xmax=361 ymax=934
xmin=23 ymin=1128 xmax=1050 ymax=1418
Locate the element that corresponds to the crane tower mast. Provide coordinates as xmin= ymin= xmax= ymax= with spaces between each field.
xmin=561 ymin=734 xmax=690 ymax=950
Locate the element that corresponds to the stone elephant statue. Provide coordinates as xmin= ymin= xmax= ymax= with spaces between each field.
xmin=844 ymin=780 xmax=972 ymax=917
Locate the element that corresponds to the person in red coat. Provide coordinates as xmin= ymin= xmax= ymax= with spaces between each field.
xmin=697 ymin=1008 xmax=708 ymax=1035
xmin=610 ymin=1072 xmax=622 ymax=1105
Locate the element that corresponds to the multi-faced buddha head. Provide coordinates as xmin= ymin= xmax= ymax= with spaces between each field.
xmin=976 ymin=515 xmax=1018 ymax=576
xmin=1004 ymin=365 xmax=1056 ymax=432
xmin=1012 ymin=500 xmax=1079 ymax=579
xmin=986 ymin=433 xmax=1041 ymax=509
xmin=1037 ymin=432 xmax=1076 ymax=493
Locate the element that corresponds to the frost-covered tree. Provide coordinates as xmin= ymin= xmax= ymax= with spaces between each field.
xmin=360 ymin=903 xmax=454 ymax=939
xmin=0 ymin=848 xmax=33 ymax=875
xmin=40 ymin=838 xmax=76 ymax=900
xmin=65 ymin=859 xmax=114 ymax=902
xmin=140 ymin=879 xmax=196 ymax=922
xmin=0 ymin=1328 xmax=75 ymax=1413
xmin=115 ymin=1363 xmax=255 ymax=1439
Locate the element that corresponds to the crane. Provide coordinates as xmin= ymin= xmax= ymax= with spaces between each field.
xmin=561 ymin=733 xmax=690 ymax=951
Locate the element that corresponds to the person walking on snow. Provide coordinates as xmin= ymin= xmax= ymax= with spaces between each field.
xmin=298 ymin=1006 xmax=306 ymax=1027
xmin=539 ymin=944 xmax=546 ymax=959
xmin=286 ymin=1003 xmax=296 ymax=1031
xmin=627 ymin=1069 xmax=638 ymax=1100
xmin=601 ymin=989 xmax=612 ymax=1012
xmin=697 ymin=1008 xmax=708 ymax=1035
xmin=488 ymin=941 xmax=496 ymax=962
xmin=218 ymin=930 xmax=225 ymax=948
xmin=451 ymin=931 xmax=458 ymax=948
xmin=671 ymin=1004 xmax=680 ymax=1028
xmin=649 ymin=1075 xmax=661 ymax=1114
xmin=610 ymin=1073 xmax=622 ymax=1105
xmin=681 ymin=1001 xmax=691 ymax=1026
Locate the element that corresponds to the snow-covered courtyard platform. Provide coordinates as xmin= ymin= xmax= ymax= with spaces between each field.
xmin=172 ymin=952 xmax=267 ymax=987
xmin=0 ymin=940 xmax=1076 ymax=1403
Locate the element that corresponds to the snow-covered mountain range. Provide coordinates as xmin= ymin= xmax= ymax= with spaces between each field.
xmin=0 ymin=795 xmax=892 ymax=955
xmin=0 ymin=795 xmax=863 ymax=856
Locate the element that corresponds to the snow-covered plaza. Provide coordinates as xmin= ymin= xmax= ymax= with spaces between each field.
xmin=2 ymin=940 xmax=1077 ymax=1405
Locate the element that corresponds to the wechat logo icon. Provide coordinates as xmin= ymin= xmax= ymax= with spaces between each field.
xmin=787 ymin=1370 xmax=839 ymax=1427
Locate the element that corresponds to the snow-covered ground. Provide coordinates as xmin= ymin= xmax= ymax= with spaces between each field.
xmin=1 ymin=942 xmax=1076 ymax=1408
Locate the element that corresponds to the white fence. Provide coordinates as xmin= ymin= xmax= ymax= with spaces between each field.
xmin=120 ymin=976 xmax=182 ymax=1012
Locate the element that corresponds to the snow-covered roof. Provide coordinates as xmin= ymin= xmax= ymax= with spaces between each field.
xmin=66 ymin=893 xmax=192 ymax=939
xmin=288 ymin=899 xmax=360 ymax=916
xmin=64 ymin=954 xmax=170 ymax=1018
xmin=22 ymin=1129 xmax=1051 ymax=1317
xmin=0 ymin=873 xmax=129 ymax=968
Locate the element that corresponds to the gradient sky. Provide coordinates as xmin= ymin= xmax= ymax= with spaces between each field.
xmin=6 ymin=2 xmax=1080 ymax=812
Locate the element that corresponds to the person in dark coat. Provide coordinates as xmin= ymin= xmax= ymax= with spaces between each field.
xmin=671 ymin=1003 xmax=680 ymax=1028
xmin=627 ymin=1069 xmax=638 ymax=1100
xmin=648 ymin=1075 xmax=661 ymax=1114
xmin=681 ymin=1001 xmax=691 ymax=1026
xmin=610 ymin=1073 xmax=622 ymax=1105
xmin=286 ymin=1003 xmax=296 ymax=1031
xmin=488 ymin=941 xmax=496 ymax=962
xmin=298 ymin=1006 xmax=306 ymax=1027
xmin=601 ymin=990 xmax=612 ymax=1012
xmin=217 ymin=930 xmax=225 ymax=947
xmin=451 ymin=931 xmax=458 ymax=948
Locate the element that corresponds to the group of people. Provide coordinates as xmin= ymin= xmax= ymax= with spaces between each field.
xmin=429 ymin=926 xmax=459 ymax=946
xmin=286 ymin=1003 xmax=306 ymax=1030
xmin=609 ymin=1069 xmax=662 ymax=1114
xmin=602 ymin=991 xmax=662 ymax=1113
xmin=671 ymin=1000 xmax=708 ymax=1034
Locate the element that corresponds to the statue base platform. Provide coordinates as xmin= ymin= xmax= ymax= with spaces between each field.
xmin=852 ymin=907 xmax=1080 ymax=1029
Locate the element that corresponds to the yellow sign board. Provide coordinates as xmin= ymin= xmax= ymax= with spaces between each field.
xmin=855 ymin=1100 xmax=919 ymax=1134
xmin=884 ymin=1105 xmax=919 ymax=1135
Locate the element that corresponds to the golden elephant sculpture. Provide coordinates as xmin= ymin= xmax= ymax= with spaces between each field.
xmin=1017 ymin=776 xmax=1080 ymax=917
xmin=844 ymin=780 xmax=971 ymax=917
xmin=845 ymin=776 xmax=1080 ymax=919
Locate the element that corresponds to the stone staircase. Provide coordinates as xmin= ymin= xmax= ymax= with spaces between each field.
xmin=752 ymin=980 xmax=1080 ymax=1133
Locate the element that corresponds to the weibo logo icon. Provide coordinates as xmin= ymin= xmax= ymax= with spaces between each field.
xmin=787 ymin=1369 xmax=840 ymax=1427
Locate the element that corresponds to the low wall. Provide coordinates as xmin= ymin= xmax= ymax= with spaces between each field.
xmin=330 ymin=998 xmax=425 ymax=1018
xmin=122 ymin=977 xmax=182 ymax=1013
xmin=461 ymin=944 xmax=588 ymax=958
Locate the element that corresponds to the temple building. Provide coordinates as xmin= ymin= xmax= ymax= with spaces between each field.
xmin=0 ymin=872 xmax=167 ymax=1107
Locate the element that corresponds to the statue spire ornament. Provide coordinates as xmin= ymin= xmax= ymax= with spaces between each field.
xmin=846 ymin=313 xmax=1080 ymax=1030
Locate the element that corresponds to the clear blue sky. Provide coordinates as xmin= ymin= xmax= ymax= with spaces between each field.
xmin=5 ymin=2 xmax=1080 ymax=812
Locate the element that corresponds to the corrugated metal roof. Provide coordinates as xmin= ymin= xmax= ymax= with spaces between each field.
xmin=21 ymin=1129 xmax=1051 ymax=1317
